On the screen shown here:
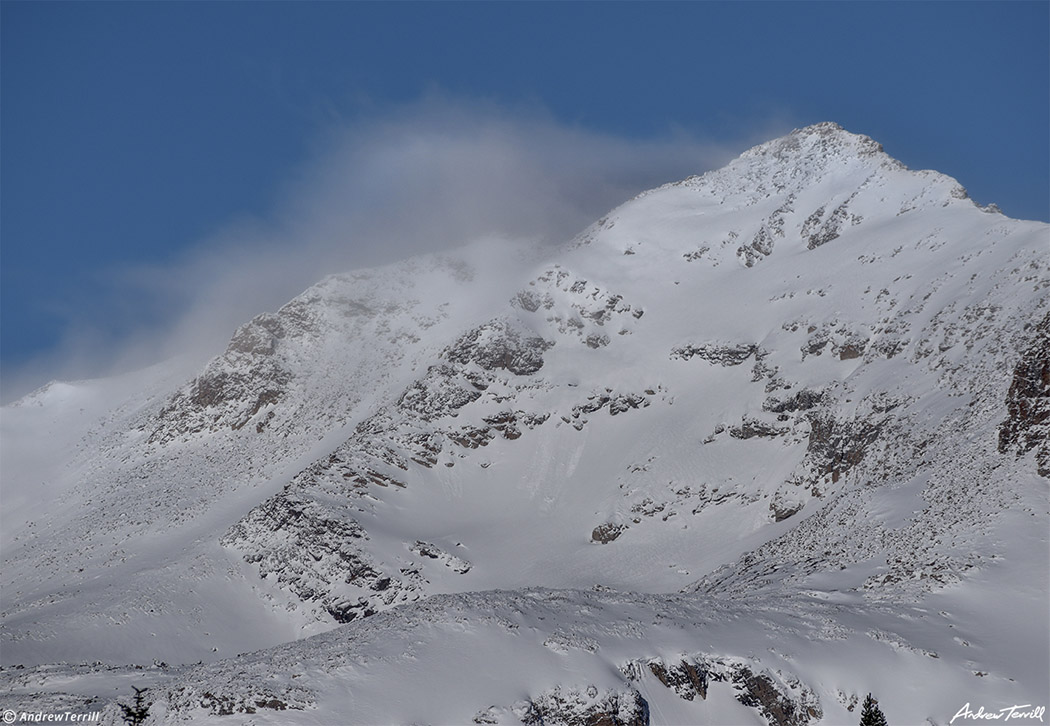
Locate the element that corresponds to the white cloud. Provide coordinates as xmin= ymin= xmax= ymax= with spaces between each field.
xmin=1 ymin=95 xmax=785 ymax=402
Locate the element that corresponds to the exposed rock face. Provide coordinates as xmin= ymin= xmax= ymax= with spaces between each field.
xmin=197 ymin=690 xmax=295 ymax=717
xmin=516 ymin=687 xmax=649 ymax=726
xmin=737 ymin=195 xmax=796 ymax=267
xmin=763 ymin=389 xmax=824 ymax=414
xmin=166 ymin=681 xmax=310 ymax=720
xmin=573 ymin=391 xmax=651 ymax=420
xmin=397 ymin=362 xmax=484 ymax=421
xmin=999 ymin=312 xmax=1050 ymax=476
xmin=671 ymin=342 xmax=761 ymax=366
xmin=150 ymin=314 xmax=294 ymax=442
xmin=770 ymin=497 xmax=804 ymax=522
xmin=646 ymin=659 xmax=709 ymax=700
xmin=625 ymin=655 xmax=822 ymax=726
xmin=221 ymin=493 xmax=422 ymax=624
xmin=445 ymin=319 xmax=553 ymax=376
xmin=591 ymin=523 xmax=626 ymax=544
xmin=804 ymin=413 xmax=882 ymax=484
xmin=734 ymin=666 xmax=821 ymax=726
xmin=729 ymin=417 xmax=789 ymax=440
xmin=805 ymin=197 xmax=861 ymax=250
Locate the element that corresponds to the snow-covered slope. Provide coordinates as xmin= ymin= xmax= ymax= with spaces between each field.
xmin=2 ymin=123 xmax=1047 ymax=725
xmin=0 ymin=241 xmax=537 ymax=663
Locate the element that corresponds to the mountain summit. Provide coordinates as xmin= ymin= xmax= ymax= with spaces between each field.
xmin=2 ymin=124 xmax=1047 ymax=725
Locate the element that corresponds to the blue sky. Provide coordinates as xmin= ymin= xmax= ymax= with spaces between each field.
xmin=2 ymin=1 xmax=1047 ymax=400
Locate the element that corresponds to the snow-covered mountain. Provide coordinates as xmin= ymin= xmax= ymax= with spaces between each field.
xmin=2 ymin=122 xmax=1047 ymax=725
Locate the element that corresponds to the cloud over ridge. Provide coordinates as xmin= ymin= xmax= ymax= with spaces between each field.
xmin=3 ymin=96 xmax=766 ymax=402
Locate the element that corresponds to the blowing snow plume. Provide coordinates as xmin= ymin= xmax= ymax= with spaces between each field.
xmin=1 ymin=97 xmax=751 ymax=402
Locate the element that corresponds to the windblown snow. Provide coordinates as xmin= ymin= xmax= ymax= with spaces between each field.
xmin=2 ymin=123 xmax=1047 ymax=726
